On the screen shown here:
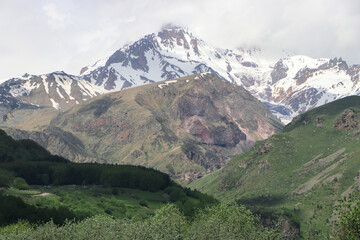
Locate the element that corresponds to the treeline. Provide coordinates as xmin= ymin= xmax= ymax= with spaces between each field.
xmin=1 ymin=161 xmax=171 ymax=192
xmin=0 ymin=129 xmax=171 ymax=191
xmin=0 ymin=204 xmax=283 ymax=240
xmin=0 ymin=193 xmax=76 ymax=226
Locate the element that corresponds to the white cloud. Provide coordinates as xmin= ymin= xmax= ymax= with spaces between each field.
xmin=0 ymin=0 xmax=359 ymax=80
xmin=42 ymin=3 xmax=72 ymax=29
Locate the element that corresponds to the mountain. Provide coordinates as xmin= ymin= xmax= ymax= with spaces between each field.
xmin=0 ymin=26 xmax=358 ymax=126
xmin=190 ymin=96 xmax=360 ymax=236
xmin=0 ymin=71 xmax=106 ymax=130
xmin=265 ymin=56 xmax=360 ymax=123
xmin=4 ymin=73 xmax=283 ymax=181
xmin=81 ymin=26 xmax=360 ymax=123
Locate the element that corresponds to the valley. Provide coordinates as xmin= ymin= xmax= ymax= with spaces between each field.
xmin=0 ymin=23 xmax=359 ymax=239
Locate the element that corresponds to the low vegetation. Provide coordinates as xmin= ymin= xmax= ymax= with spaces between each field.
xmin=0 ymin=204 xmax=282 ymax=240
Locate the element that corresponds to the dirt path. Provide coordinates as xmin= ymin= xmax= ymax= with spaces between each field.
xmin=31 ymin=192 xmax=51 ymax=197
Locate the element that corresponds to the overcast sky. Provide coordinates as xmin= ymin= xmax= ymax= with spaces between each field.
xmin=0 ymin=0 xmax=359 ymax=80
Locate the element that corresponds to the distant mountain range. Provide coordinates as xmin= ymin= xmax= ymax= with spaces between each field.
xmin=0 ymin=26 xmax=359 ymax=124
xmin=79 ymin=26 xmax=360 ymax=123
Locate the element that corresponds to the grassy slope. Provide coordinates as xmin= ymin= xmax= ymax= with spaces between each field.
xmin=5 ymin=186 xmax=170 ymax=220
xmin=190 ymin=96 xmax=360 ymax=237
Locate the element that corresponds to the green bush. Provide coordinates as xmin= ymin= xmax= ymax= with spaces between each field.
xmin=12 ymin=177 xmax=29 ymax=190
xmin=0 ymin=169 xmax=13 ymax=188
xmin=0 ymin=204 xmax=282 ymax=239
xmin=187 ymin=203 xmax=281 ymax=240
xmin=333 ymin=194 xmax=360 ymax=239
xmin=139 ymin=200 xmax=149 ymax=208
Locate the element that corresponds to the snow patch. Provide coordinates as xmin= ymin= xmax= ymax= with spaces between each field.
xmin=41 ymin=75 xmax=49 ymax=94
xmin=50 ymin=99 xmax=59 ymax=109
xmin=158 ymin=80 xmax=178 ymax=89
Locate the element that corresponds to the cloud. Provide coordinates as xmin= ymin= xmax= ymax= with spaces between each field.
xmin=42 ymin=3 xmax=72 ymax=29
xmin=0 ymin=0 xmax=359 ymax=80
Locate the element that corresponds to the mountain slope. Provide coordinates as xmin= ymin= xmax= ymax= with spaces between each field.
xmin=190 ymin=96 xmax=360 ymax=236
xmin=5 ymin=73 xmax=283 ymax=181
xmin=81 ymin=26 xmax=360 ymax=123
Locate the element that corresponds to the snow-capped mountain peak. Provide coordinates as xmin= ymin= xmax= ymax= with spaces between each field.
xmin=0 ymin=71 xmax=106 ymax=111
xmin=80 ymin=26 xmax=360 ymax=123
xmin=2 ymin=26 xmax=357 ymax=124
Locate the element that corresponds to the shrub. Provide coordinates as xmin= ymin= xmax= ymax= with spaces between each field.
xmin=333 ymin=194 xmax=360 ymax=239
xmin=12 ymin=177 xmax=29 ymax=190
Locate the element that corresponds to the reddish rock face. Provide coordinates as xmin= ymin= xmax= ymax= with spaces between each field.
xmin=177 ymin=79 xmax=247 ymax=148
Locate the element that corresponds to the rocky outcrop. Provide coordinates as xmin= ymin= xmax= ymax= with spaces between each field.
xmin=258 ymin=141 xmax=272 ymax=155
xmin=271 ymin=60 xmax=288 ymax=84
xmin=334 ymin=109 xmax=359 ymax=130
xmin=294 ymin=68 xmax=315 ymax=85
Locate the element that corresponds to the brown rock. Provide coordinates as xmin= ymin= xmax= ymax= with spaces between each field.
xmin=334 ymin=109 xmax=358 ymax=130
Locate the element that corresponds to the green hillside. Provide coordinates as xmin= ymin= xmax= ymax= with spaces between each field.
xmin=0 ymin=129 xmax=216 ymax=226
xmin=190 ymin=96 xmax=360 ymax=237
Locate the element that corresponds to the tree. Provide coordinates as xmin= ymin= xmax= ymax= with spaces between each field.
xmin=333 ymin=193 xmax=360 ymax=239
xmin=187 ymin=203 xmax=281 ymax=240
xmin=150 ymin=204 xmax=186 ymax=240
xmin=13 ymin=177 xmax=29 ymax=190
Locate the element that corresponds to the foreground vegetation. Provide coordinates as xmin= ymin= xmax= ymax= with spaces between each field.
xmin=1 ymin=183 xmax=216 ymax=226
xmin=0 ymin=204 xmax=282 ymax=240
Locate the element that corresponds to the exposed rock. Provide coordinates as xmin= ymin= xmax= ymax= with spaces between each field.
xmin=131 ymin=149 xmax=143 ymax=158
xmin=271 ymin=60 xmax=288 ymax=84
xmin=241 ymin=61 xmax=258 ymax=68
xmin=334 ymin=109 xmax=358 ymax=130
xmin=258 ymin=141 xmax=272 ymax=155
xmin=177 ymin=169 xmax=202 ymax=181
xmin=241 ymin=76 xmax=255 ymax=88
xmin=315 ymin=117 xmax=323 ymax=128
xmin=80 ymin=66 xmax=88 ymax=75
xmin=347 ymin=65 xmax=360 ymax=82
xmin=294 ymin=68 xmax=315 ymax=85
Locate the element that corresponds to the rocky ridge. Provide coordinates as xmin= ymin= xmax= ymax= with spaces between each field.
xmin=0 ymin=71 xmax=106 ymax=130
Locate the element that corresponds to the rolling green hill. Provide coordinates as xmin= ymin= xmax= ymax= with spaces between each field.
xmin=190 ymin=96 xmax=360 ymax=237
xmin=0 ymin=129 xmax=216 ymax=226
